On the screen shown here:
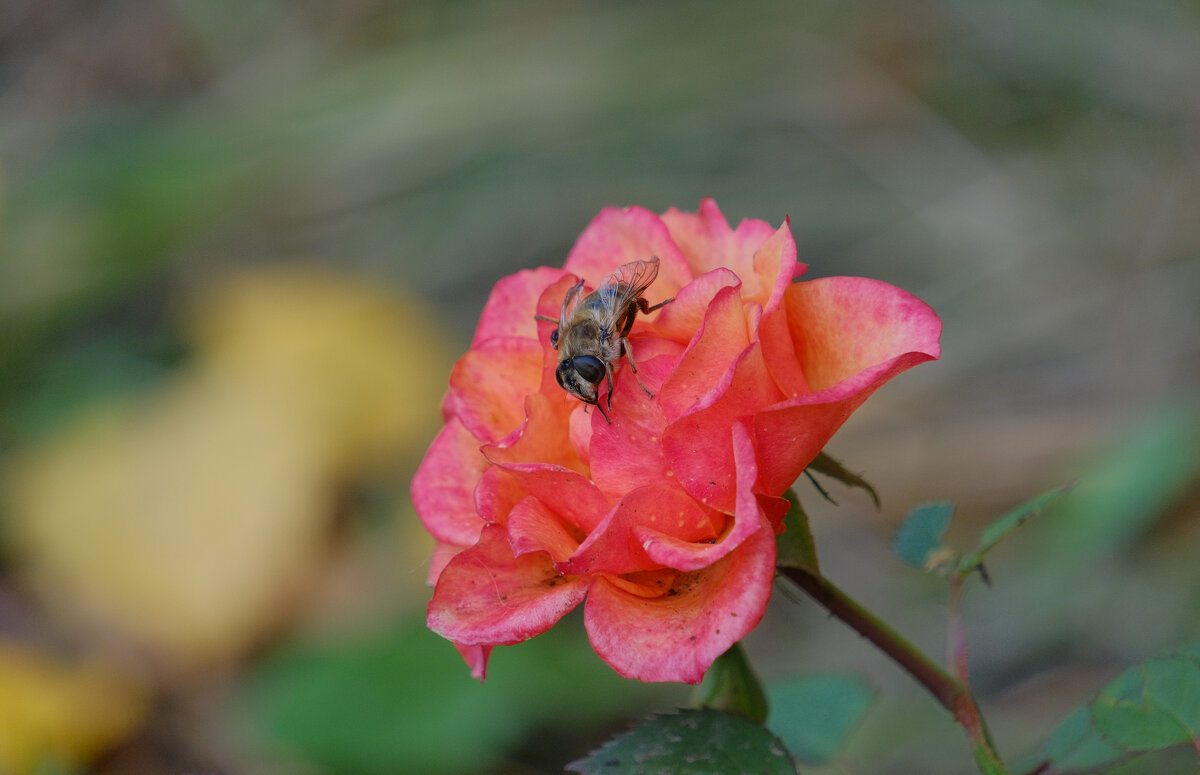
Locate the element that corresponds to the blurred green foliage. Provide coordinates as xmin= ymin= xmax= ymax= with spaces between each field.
xmin=241 ymin=613 xmax=667 ymax=775
xmin=1038 ymin=403 xmax=1200 ymax=564
xmin=766 ymin=673 xmax=875 ymax=766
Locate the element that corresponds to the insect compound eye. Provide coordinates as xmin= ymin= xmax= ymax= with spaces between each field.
xmin=555 ymin=362 xmax=570 ymax=390
xmin=549 ymin=328 xmax=560 ymax=349
xmin=571 ymin=355 xmax=605 ymax=384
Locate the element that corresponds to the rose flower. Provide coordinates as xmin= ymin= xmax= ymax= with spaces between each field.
xmin=414 ymin=199 xmax=942 ymax=683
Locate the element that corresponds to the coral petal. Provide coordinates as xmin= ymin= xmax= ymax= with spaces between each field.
xmin=412 ymin=418 xmax=487 ymax=546
xmin=558 ymin=485 xmax=722 ymax=576
xmin=474 ymin=466 xmax=524 ymax=525
xmin=583 ymin=524 xmax=776 ymax=684
xmin=636 ymin=424 xmax=767 ymax=571
xmin=508 ymin=496 xmax=582 ymax=563
xmin=564 ymin=206 xmax=692 ymax=300
xmin=652 ymin=268 xmax=741 ymax=345
xmin=484 ymin=460 xmax=610 ymax=533
xmin=785 ymin=276 xmax=943 ymax=392
xmin=750 ymin=222 xmax=801 ymax=315
xmin=759 ymin=306 xmax=810 ymax=398
xmin=428 ymin=540 xmax=468 ymax=585
xmin=485 ymin=393 xmax=585 ymax=474
xmin=753 ymin=352 xmax=938 ymax=496
xmin=428 ymin=525 xmax=590 ymax=646
xmin=659 ymin=285 xmax=751 ymax=421
xmin=453 ymin=642 xmax=492 ymax=681
xmin=749 ymin=276 xmax=944 ymax=495
xmin=587 ymin=358 xmax=675 ymax=499
xmin=473 ymin=267 xmax=569 ymax=348
xmin=661 ymin=199 xmax=805 ymax=305
xmin=445 ymin=337 xmax=542 ymax=442
xmin=663 ymin=341 xmax=784 ymax=512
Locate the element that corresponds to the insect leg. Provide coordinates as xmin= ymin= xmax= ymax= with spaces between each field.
xmin=621 ymin=337 xmax=654 ymax=398
xmin=604 ymin=361 xmax=616 ymax=410
xmin=533 ymin=315 xmax=560 ymax=349
xmin=638 ymin=296 xmax=674 ymax=314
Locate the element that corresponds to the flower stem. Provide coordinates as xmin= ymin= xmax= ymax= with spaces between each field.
xmin=780 ymin=566 xmax=1010 ymax=774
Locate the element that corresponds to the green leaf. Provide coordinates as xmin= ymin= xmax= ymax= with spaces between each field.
xmin=1039 ymin=705 xmax=1126 ymax=772
xmin=956 ymin=484 xmax=1073 ymax=576
xmin=568 ymin=709 xmax=797 ymax=775
xmin=806 ymin=451 xmax=880 ymax=507
xmin=1091 ymin=656 xmax=1200 ymax=751
xmin=979 ymin=485 xmax=1072 ymax=555
xmin=893 ymin=501 xmax=955 ymax=571
xmin=695 ymin=643 xmax=769 ymax=723
xmin=766 ymin=673 xmax=874 ymax=765
xmin=1039 ymin=648 xmax=1200 ymax=773
xmin=776 ymin=489 xmax=820 ymax=574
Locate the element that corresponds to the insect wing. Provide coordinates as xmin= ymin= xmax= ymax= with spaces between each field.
xmin=557 ymin=278 xmax=587 ymax=330
xmin=595 ymin=258 xmax=661 ymax=313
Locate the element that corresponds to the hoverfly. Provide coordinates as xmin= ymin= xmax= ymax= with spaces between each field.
xmin=536 ymin=257 xmax=673 ymax=422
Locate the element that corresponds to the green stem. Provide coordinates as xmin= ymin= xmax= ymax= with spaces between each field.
xmin=948 ymin=574 xmax=1008 ymax=775
xmin=780 ymin=566 xmax=1009 ymax=775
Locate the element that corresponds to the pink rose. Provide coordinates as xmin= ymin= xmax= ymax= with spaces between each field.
xmin=415 ymin=199 xmax=941 ymax=683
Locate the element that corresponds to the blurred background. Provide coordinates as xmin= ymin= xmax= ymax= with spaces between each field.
xmin=1 ymin=1 xmax=1197 ymax=773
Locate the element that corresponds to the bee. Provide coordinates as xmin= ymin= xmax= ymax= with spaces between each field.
xmin=536 ymin=257 xmax=673 ymax=422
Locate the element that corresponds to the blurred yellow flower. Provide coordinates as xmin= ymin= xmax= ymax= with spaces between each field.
xmin=0 ymin=642 xmax=149 ymax=775
xmin=3 ymin=266 xmax=450 ymax=667
xmin=185 ymin=267 xmax=450 ymax=475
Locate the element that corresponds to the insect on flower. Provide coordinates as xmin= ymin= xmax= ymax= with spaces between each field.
xmin=536 ymin=257 xmax=673 ymax=422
